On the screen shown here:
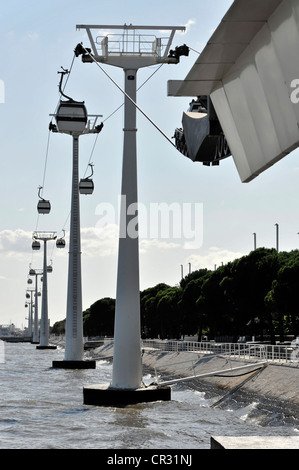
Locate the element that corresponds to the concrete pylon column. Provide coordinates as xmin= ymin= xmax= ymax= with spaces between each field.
xmin=64 ymin=135 xmax=84 ymax=361
xmin=33 ymin=274 xmax=39 ymax=344
xmin=112 ymin=69 xmax=142 ymax=389
xmin=53 ymin=134 xmax=95 ymax=368
xmin=39 ymin=240 xmax=49 ymax=347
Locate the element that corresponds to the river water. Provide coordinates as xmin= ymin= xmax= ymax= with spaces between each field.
xmin=0 ymin=342 xmax=298 ymax=451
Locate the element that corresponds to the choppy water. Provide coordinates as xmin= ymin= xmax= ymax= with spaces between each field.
xmin=0 ymin=342 xmax=298 ymax=450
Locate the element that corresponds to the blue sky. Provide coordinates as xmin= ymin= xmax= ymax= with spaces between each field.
xmin=1 ymin=0 xmax=299 ymax=329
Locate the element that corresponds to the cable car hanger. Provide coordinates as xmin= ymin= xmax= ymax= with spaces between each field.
xmin=58 ymin=67 xmax=74 ymax=101
xmin=56 ymin=230 xmax=66 ymax=248
xmin=79 ymin=163 xmax=94 ymax=195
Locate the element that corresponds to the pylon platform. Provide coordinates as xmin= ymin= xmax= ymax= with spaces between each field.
xmin=52 ymin=360 xmax=96 ymax=369
xmin=83 ymin=383 xmax=171 ymax=406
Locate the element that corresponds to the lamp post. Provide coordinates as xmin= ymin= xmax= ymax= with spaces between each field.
xmin=253 ymin=232 xmax=257 ymax=250
xmin=32 ymin=232 xmax=57 ymax=350
xmin=275 ymin=223 xmax=279 ymax=252
xmin=50 ymin=78 xmax=102 ymax=369
xmin=77 ymin=24 xmax=186 ymax=405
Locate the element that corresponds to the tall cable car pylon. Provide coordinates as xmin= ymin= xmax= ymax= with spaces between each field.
xmin=76 ymin=24 xmax=187 ymax=405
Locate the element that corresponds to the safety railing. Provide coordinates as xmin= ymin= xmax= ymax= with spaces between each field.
xmin=141 ymin=339 xmax=299 ymax=364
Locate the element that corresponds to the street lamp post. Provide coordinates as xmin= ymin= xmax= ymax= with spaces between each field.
xmin=50 ymin=81 xmax=102 ymax=369
xmin=77 ymin=24 xmax=186 ymax=405
xmin=275 ymin=223 xmax=279 ymax=252
xmin=253 ymin=232 xmax=257 ymax=250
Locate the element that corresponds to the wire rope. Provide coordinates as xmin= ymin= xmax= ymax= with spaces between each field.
xmin=80 ymin=46 xmax=176 ymax=149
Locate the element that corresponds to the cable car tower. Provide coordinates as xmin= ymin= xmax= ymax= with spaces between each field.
xmin=76 ymin=24 xmax=186 ymax=405
xmin=32 ymin=231 xmax=57 ymax=350
xmin=29 ymin=267 xmax=43 ymax=344
xmin=50 ymin=69 xmax=102 ymax=369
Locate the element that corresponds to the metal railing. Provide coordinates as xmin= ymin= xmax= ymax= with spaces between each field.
xmin=141 ymin=339 xmax=299 ymax=365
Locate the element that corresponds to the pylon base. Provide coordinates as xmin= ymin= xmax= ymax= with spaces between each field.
xmin=83 ymin=383 xmax=171 ymax=406
xmin=52 ymin=360 xmax=96 ymax=369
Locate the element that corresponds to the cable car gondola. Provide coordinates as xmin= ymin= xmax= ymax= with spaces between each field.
xmin=54 ymin=68 xmax=88 ymax=134
xmin=32 ymin=240 xmax=41 ymax=251
xmin=56 ymin=230 xmax=66 ymax=249
xmin=56 ymin=238 xmax=66 ymax=248
xmin=79 ymin=163 xmax=94 ymax=195
xmin=47 ymin=260 xmax=53 ymax=273
xmin=37 ymin=186 xmax=51 ymax=214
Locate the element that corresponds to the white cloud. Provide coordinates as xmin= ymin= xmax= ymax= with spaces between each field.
xmin=81 ymin=225 xmax=118 ymax=257
xmin=27 ymin=32 xmax=39 ymax=41
xmin=184 ymin=19 xmax=196 ymax=34
xmin=80 ymin=226 xmax=183 ymax=257
xmin=0 ymin=229 xmax=32 ymax=258
xmin=140 ymin=238 xmax=181 ymax=253
xmin=186 ymin=246 xmax=245 ymax=271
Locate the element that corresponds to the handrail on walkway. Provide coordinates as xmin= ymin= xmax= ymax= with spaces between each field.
xmin=141 ymin=339 xmax=299 ymax=365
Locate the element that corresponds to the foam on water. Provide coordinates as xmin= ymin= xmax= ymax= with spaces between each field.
xmin=0 ymin=342 xmax=298 ymax=449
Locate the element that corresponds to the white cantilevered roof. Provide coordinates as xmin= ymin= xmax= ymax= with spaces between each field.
xmin=168 ymin=0 xmax=283 ymax=97
xmin=168 ymin=0 xmax=299 ymax=183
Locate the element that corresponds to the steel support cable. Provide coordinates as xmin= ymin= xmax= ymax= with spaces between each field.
xmin=82 ymin=63 xmax=164 ymax=177
xmin=210 ymin=366 xmax=266 ymax=408
xmin=102 ymin=64 xmax=164 ymax=124
xmin=80 ymin=46 xmax=176 ymax=149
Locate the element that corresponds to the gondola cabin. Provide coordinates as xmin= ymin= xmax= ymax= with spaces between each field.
xmin=37 ymin=199 xmax=51 ymax=214
xmin=55 ymin=100 xmax=88 ymax=134
xmin=32 ymin=240 xmax=41 ymax=250
xmin=56 ymin=238 xmax=66 ymax=248
xmin=79 ymin=178 xmax=94 ymax=195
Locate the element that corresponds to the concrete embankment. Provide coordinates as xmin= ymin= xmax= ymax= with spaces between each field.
xmin=90 ymin=342 xmax=299 ymax=407
xmin=51 ymin=338 xmax=299 ymax=448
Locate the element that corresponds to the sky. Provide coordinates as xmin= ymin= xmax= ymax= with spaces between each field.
xmin=1 ymin=0 xmax=299 ymax=329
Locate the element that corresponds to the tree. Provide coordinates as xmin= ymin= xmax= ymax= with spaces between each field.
xmin=180 ymin=269 xmax=211 ymax=339
xmin=266 ymin=250 xmax=299 ymax=338
xmin=156 ymin=286 xmax=183 ymax=339
xmin=83 ymin=297 xmax=115 ymax=337
xmin=140 ymin=283 xmax=171 ymax=338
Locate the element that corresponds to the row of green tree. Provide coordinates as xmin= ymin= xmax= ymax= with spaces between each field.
xmin=52 ymin=248 xmax=299 ymax=343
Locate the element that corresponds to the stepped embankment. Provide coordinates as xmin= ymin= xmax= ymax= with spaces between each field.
xmin=90 ymin=342 xmax=299 ymax=407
